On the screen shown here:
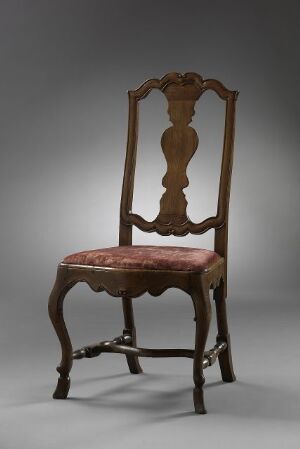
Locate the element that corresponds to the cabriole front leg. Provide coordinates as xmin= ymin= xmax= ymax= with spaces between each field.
xmin=191 ymin=280 xmax=212 ymax=414
xmin=48 ymin=267 xmax=76 ymax=399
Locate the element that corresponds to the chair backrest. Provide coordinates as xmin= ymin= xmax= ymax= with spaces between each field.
xmin=119 ymin=72 xmax=238 ymax=263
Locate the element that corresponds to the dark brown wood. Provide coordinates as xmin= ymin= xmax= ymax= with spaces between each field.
xmin=48 ymin=72 xmax=238 ymax=414
xmin=157 ymin=82 xmax=201 ymax=226
xmin=48 ymin=269 xmax=75 ymax=399
xmin=72 ymin=336 xmax=226 ymax=366
xmin=191 ymin=277 xmax=212 ymax=414
xmin=121 ymin=297 xmax=143 ymax=374
xmin=214 ymin=279 xmax=236 ymax=382
xmin=119 ymin=205 xmax=142 ymax=374
xmin=120 ymin=72 xmax=238 ymax=237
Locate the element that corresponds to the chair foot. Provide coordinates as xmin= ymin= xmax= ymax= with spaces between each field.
xmin=127 ymin=357 xmax=143 ymax=374
xmin=53 ymin=376 xmax=70 ymax=399
xmin=217 ymin=334 xmax=236 ymax=382
xmin=193 ymin=387 xmax=207 ymax=414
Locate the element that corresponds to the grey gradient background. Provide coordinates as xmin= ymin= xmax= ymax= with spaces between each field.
xmin=0 ymin=1 xmax=299 ymax=448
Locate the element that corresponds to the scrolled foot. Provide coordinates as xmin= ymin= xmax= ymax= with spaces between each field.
xmin=53 ymin=376 xmax=70 ymax=399
xmin=193 ymin=387 xmax=207 ymax=414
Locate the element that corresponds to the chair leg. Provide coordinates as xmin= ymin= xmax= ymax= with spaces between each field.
xmin=122 ymin=297 xmax=143 ymax=374
xmin=214 ymin=280 xmax=236 ymax=382
xmin=191 ymin=282 xmax=212 ymax=414
xmin=48 ymin=268 xmax=75 ymax=399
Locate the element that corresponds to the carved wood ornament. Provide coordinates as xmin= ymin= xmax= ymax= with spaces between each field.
xmin=157 ymin=82 xmax=201 ymax=226
xmin=120 ymin=72 xmax=238 ymax=236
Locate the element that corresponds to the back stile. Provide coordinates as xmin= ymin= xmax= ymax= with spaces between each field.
xmin=119 ymin=93 xmax=138 ymax=246
xmin=214 ymin=92 xmax=238 ymax=297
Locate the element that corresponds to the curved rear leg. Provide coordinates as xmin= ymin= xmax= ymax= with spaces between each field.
xmin=122 ymin=297 xmax=143 ymax=374
xmin=191 ymin=280 xmax=212 ymax=414
xmin=48 ymin=266 xmax=76 ymax=398
xmin=214 ymin=280 xmax=236 ymax=382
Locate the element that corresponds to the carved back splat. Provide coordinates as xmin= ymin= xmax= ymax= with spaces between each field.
xmin=120 ymin=72 xmax=239 ymax=238
xmin=157 ymin=83 xmax=202 ymax=226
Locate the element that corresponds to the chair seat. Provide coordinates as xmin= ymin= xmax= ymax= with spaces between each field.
xmin=63 ymin=245 xmax=221 ymax=273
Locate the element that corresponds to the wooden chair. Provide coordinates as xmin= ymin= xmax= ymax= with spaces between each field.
xmin=48 ymin=72 xmax=239 ymax=414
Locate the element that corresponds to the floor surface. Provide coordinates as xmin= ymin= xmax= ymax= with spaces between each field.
xmin=1 ymin=289 xmax=299 ymax=449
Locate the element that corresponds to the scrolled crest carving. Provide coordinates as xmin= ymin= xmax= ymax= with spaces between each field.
xmin=129 ymin=72 xmax=237 ymax=101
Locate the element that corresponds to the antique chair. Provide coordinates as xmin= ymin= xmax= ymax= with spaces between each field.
xmin=48 ymin=72 xmax=239 ymax=414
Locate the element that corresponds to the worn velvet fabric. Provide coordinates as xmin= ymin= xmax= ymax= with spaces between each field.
xmin=63 ymin=245 xmax=221 ymax=272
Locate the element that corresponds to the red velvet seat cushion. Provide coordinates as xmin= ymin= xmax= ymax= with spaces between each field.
xmin=63 ymin=245 xmax=221 ymax=273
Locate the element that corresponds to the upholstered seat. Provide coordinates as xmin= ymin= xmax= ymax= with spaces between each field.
xmin=63 ymin=245 xmax=221 ymax=272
